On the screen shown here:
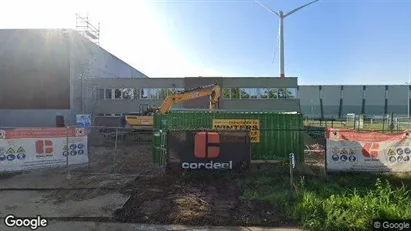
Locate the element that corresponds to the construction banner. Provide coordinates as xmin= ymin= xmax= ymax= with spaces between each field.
xmin=326 ymin=128 xmax=411 ymax=172
xmin=212 ymin=119 xmax=260 ymax=143
xmin=0 ymin=128 xmax=88 ymax=172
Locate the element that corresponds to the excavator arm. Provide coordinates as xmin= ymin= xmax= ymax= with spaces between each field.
xmin=157 ymin=83 xmax=221 ymax=114
xmin=156 ymin=83 xmax=221 ymax=114
xmin=123 ymin=83 xmax=221 ymax=129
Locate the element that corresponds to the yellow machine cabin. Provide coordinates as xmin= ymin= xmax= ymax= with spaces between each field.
xmin=123 ymin=83 xmax=221 ymax=129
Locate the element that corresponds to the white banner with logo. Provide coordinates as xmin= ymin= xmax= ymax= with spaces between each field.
xmin=0 ymin=128 xmax=88 ymax=172
xmin=326 ymin=128 xmax=411 ymax=172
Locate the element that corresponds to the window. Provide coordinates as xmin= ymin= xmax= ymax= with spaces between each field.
xmin=268 ymin=89 xmax=278 ymax=99
xmin=122 ymin=88 xmax=134 ymax=99
xmin=159 ymin=89 xmax=168 ymax=99
xmin=141 ymin=88 xmax=150 ymax=99
xmin=260 ymin=88 xmax=269 ymax=99
xmin=249 ymin=88 xmax=258 ymax=99
xmin=278 ymin=88 xmax=287 ymax=99
xmin=168 ymin=88 xmax=184 ymax=95
xmin=133 ymin=88 xmax=140 ymax=99
xmin=240 ymin=88 xmax=258 ymax=99
xmin=223 ymin=88 xmax=231 ymax=99
xmin=168 ymin=88 xmax=176 ymax=95
xmin=105 ymin=89 xmax=112 ymax=99
xmin=151 ymin=88 xmax=160 ymax=99
xmin=287 ymin=88 xmax=297 ymax=99
xmin=240 ymin=88 xmax=249 ymax=99
xmin=231 ymin=88 xmax=240 ymax=99
xmin=114 ymin=89 xmax=122 ymax=99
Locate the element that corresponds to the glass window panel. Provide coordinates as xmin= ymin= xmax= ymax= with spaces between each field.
xmin=231 ymin=88 xmax=240 ymax=99
xmin=223 ymin=88 xmax=231 ymax=99
xmin=105 ymin=89 xmax=112 ymax=99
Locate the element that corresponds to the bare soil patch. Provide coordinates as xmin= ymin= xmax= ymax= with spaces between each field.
xmin=72 ymin=145 xmax=161 ymax=175
xmin=114 ymin=174 xmax=296 ymax=227
xmin=42 ymin=144 xmax=162 ymax=203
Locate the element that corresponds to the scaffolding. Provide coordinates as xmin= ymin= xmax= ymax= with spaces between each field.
xmin=75 ymin=13 xmax=100 ymax=117
xmin=75 ymin=14 xmax=100 ymax=45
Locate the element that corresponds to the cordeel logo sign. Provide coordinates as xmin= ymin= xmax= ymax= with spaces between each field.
xmin=181 ymin=132 xmax=233 ymax=170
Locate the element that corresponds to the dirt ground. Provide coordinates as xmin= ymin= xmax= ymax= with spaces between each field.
xmin=114 ymin=175 xmax=295 ymax=227
xmin=0 ymin=141 xmax=301 ymax=229
xmin=0 ymin=144 xmax=161 ymax=219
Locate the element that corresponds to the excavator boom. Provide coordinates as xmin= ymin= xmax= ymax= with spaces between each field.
xmin=124 ymin=83 xmax=221 ymax=128
xmin=157 ymin=83 xmax=221 ymax=114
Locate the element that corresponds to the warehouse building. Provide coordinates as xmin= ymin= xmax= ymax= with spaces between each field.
xmin=1 ymin=29 xmax=409 ymax=128
xmin=89 ymin=77 xmax=300 ymax=117
xmin=0 ymin=29 xmax=148 ymax=127
xmin=93 ymin=79 xmax=410 ymax=120
xmin=299 ymin=85 xmax=410 ymax=118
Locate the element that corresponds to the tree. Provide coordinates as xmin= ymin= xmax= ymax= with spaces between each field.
xmin=133 ymin=88 xmax=140 ymax=99
xmin=278 ymin=88 xmax=296 ymax=99
xmin=223 ymin=89 xmax=230 ymax=99
xmin=159 ymin=89 xmax=168 ymax=98
xmin=141 ymin=89 xmax=149 ymax=99
xmin=122 ymin=88 xmax=134 ymax=99
xmin=231 ymin=88 xmax=240 ymax=99
xmin=114 ymin=89 xmax=122 ymax=99
xmin=240 ymin=89 xmax=250 ymax=99
xmin=268 ymin=89 xmax=278 ymax=99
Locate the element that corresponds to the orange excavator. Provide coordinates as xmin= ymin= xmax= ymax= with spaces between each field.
xmin=122 ymin=83 xmax=221 ymax=129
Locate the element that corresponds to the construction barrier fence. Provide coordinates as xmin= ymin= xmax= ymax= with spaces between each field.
xmin=0 ymin=126 xmax=159 ymax=177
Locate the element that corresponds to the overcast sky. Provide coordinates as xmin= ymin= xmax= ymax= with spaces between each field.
xmin=1 ymin=0 xmax=410 ymax=85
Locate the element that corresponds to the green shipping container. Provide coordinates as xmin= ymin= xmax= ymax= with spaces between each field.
xmin=152 ymin=111 xmax=304 ymax=166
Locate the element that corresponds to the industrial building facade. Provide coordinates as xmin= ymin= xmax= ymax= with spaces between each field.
xmin=0 ymin=29 xmax=147 ymax=127
xmin=299 ymin=85 xmax=410 ymax=118
xmin=89 ymin=77 xmax=300 ymax=116
xmin=94 ymin=79 xmax=411 ymax=119
xmin=1 ymin=29 xmax=410 ymax=128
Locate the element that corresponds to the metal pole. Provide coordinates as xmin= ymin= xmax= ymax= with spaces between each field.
xmin=279 ymin=12 xmax=285 ymax=79
xmin=114 ymin=128 xmax=118 ymax=173
xmin=289 ymin=153 xmax=295 ymax=204
xmin=66 ymin=126 xmax=71 ymax=180
xmin=408 ymin=84 xmax=410 ymax=118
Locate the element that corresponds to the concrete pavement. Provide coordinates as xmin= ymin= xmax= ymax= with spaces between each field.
xmin=0 ymin=221 xmax=303 ymax=231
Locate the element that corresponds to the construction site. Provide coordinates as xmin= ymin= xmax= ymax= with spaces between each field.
xmin=1 ymin=6 xmax=411 ymax=231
